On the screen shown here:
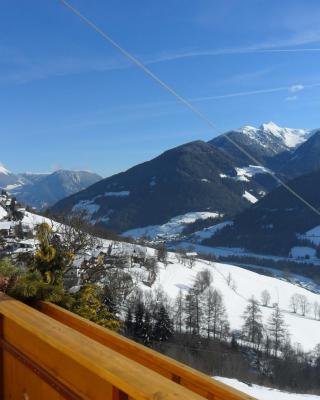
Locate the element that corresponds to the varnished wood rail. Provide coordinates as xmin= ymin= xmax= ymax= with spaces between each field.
xmin=0 ymin=293 xmax=209 ymax=400
xmin=35 ymin=301 xmax=256 ymax=400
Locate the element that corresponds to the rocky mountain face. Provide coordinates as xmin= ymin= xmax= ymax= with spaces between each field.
xmin=0 ymin=167 xmax=102 ymax=209
xmin=51 ymin=141 xmax=270 ymax=233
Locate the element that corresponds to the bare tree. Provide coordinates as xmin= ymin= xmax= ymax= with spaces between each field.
xmin=241 ymin=297 xmax=264 ymax=348
xmin=203 ymin=288 xmax=228 ymax=340
xmin=313 ymin=301 xmax=320 ymax=320
xmin=297 ymin=294 xmax=310 ymax=316
xmin=157 ymin=244 xmax=168 ymax=265
xmin=57 ymin=212 xmax=100 ymax=261
xmin=261 ymin=289 xmax=271 ymax=307
xmin=267 ymin=305 xmax=287 ymax=356
xmin=174 ymin=289 xmax=184 ymax=333
xmin=289 ymin=293 xmax=299 ymax=313
xmin=194 ymin=269 xmax=213 ymax=293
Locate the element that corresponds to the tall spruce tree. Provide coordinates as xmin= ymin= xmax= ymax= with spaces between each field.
xmin=133 ymin=301 xmax=145 ymax=339
xmin=153 ymin=304 xmax=173 ymax=342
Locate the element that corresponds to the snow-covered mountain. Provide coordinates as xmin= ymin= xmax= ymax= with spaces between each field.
xmin=209 ymin=121 xmax=313 ymax=167
xmin=51 ymin=141 xmax=270 ymax=233
xmin=0 ymin=164 xmax=102 ymax=209
xmin=50 ymin=122 xmax=319 ymax=236
xmin=0 ymin=163 xmax=26 ymax=189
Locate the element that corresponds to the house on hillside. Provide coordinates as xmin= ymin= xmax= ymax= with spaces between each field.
xmin=0 ymin=221 xmax=12 ymax=237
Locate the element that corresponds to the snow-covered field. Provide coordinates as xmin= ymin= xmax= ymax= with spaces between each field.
xmin=124 ymin=211 xmax=222 ymax=240
xmin=146 ymin=254 xmax=320 ymax=352
xmin=174 ymin=241 xmax=320 ymax=266
xmin=300 ymin=226 xmax=320 ymax=246
xmin=215 ymin=377 xmax=320 ymax=400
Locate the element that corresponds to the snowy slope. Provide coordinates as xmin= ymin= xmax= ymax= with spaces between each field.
xmin=147 ymin=255 xmax=320 ymax=352
xmin=190 ymin=221 xmax=233 ymax=242
xmin=0 ymin=205 xmax=7 ymax=220
xmin=300 ymin=226 xmax=320 ymax=246
xmin=215 ymin=377 xmax=320 ymax=400
xmin=123 ymin=211 xmax=221 ymax=240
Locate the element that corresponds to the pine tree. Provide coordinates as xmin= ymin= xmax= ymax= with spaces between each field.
xmin=133 ymin=301 xmax=145 ymax=339
xmin=71 ymin=284 xmax=120 ymax=331
xmin=142 ymin=310 xmax=153 ymax=346
xmin=267 ymin=304 xmax=287 ymax=356
xmin=241 ymin=297 xmax=264 ymax=347
xmin=153 ymin=304 xmax=173 ymax=342
xmin=125 ymin=307 xmax=134 ymax=336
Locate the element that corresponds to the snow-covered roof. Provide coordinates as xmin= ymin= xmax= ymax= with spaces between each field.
xmin=0 ymin=221 xmax=12 ymax=230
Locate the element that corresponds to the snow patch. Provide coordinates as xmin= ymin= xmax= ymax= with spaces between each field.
xmin=290 ymin=246 xmax=317 ymax=259
xmin=191 ymin=221 xmax=233 ymax=242
xmin=243 ymin=191 xmax=258 ymax=204
xmin=300 ymin=226 xmax=320 ymax=246
xmin=72 ymin=200 xmax=100 ymax=216
xmin=215 ymin=377 xmax=320 ymax=400
xmin=0 ymin=205 xmax=7 ymax=220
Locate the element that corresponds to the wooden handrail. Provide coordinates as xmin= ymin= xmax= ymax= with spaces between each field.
xmin=0 ymin=293 xmax=206 ymax=400
xmin=36 ymin=301 xmax=256 ymax=400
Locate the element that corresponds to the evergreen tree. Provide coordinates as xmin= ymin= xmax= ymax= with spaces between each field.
xmin=142 ymin=310 xmax=153 ymax=346
xmin=153 ymin=304 xmax=173 ymax=342
xmin=133 ymin=301 xmax=145 ymax=339
xmin=71 ymin=284 xmax=120 ymax=330
xmin=125 ymin=307 xmax=134 ymax=336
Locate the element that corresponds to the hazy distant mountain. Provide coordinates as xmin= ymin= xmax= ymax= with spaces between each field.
xmin=0 ymin=164 xmax=25 ymax=189
xmin=0 ymin=166 xmax=102 ymax=209
xmin=51 ymin=141 xmax=271 ymax=233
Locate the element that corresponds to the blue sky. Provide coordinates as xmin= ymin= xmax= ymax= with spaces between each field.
xmin=2 ymin=0 xmax=320 ymax=176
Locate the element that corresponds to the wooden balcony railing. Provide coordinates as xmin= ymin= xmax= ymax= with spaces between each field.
xmin=0 ymin=293 xmax=256 ymax=400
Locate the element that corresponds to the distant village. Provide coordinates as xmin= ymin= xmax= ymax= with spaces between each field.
xmin=0 ymin=191 xmax=37 ymax=255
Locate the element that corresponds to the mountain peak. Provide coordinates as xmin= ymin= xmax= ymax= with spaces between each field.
xmin=260 ymin=121 xmax=282 ymax=133
xmin=0 ymin=163 xmax=11 ymax=176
